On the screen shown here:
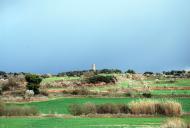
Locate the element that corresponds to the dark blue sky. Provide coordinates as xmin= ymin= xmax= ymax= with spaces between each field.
xmin=0 ymin=0 xmax=190 ymax=73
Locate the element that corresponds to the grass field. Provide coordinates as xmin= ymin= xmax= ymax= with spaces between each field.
xmin=150 ymin=79 xmax=190 ymax=87
xmin=2 ymin=76 xmax=190 ymax=128
xmin=11 ymin=97 xmax=190 ymax=114
xmin=1 ymin=116 xmax=190 ymax=128
xmin=42 ymin=76 xmax=81 ymax=84
xmin=151 ymin=90 xmax=190 ymax=95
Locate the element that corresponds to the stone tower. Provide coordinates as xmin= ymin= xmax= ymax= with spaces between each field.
xmin=92 ymin=64 xmax=96 ymax=71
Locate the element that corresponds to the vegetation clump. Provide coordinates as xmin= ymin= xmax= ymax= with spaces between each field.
xmin=69 ymin=100 xmax=182 ymax=116
xmin=161 ymin=118 xmax=190 ymax=128
xmin=25 ymin=74 xmax=42 ymax=94
xmin=129 ymin=100 xmax=182 ymax=116
xmin=125 ymin=69 xmax=136 ymax=74
xmin=87 ymin=75 xmax=117 ymax=84
xmin=0 ymin=100 xmax=38 ymax=116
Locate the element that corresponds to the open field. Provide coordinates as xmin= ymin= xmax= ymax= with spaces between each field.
xmin=149 ymin=79 xmax=190 ymax=87
xmin=151 ymin=90 xmax=190 ymax=95
xmin=1 ymin=116 xmax=190 ymax=128
xmin=9 ymin=97 xmax=190 ymax=114
xmin=1 ymin=73 xmax=190 ymax=128
xmin=0 ymin=117 xmax=163 ymax=128
xmin=42 ymin=76 xmax=81 ymax=84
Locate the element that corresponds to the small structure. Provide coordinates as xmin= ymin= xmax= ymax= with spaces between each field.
xmin=92 ymin=64 xmax=96 ymax=71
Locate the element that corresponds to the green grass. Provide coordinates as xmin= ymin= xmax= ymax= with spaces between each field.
xmin=42 ymin=76 xmax=81 ymax=84
xmin=150 ymin=79 xmax=190 ymax=87
xmin=10 ymin=97 xmax=190 ymax=114
xmin=1 ymin=116 xmax=190 ymax=128
xmin=151 ymin=90 xmax=190 ymax=95
xmin=0 ymin=117 xmax=167 ymax=128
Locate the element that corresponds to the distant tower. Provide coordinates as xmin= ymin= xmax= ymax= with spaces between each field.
xmin=92 ymin=64 xmax=96 ymax=71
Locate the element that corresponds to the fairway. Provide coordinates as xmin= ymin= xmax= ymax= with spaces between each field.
xmin=1 ymin=116 xmax=190 ymax=128
xmin=0 ymin=117 xmax=169 ymax=128
xmin=151 ymin=90 xmax=190 ymax=95
xmin=12 ymin=97 xmax=190 ymax=114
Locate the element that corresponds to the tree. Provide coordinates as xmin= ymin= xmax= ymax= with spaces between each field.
xmin=25 ymin=74 xmax=42 ymax=94
xmin=125 ymin=69 xmax=135 ymax=74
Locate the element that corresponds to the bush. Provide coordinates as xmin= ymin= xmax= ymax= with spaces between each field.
xmin=25 ymin=74 xmax=42 ymax=94
xmin=71 ymin=87 xmax=90 ymax=95
xmin=118 ymin=104 xmax=131 ymax=114
xmin=7 ymin=77 xmax=19 ymax=91
xmin=125 ymin=69 xmax=135 ymax=74
xmin=87 ymin=75 xmax=117 ymax=84
xmin=68 ymin=100 xmax=182 ymax=116
xmin=0 ymin=77 xmax=19 ymax=91
xmin=25 ymin=74 xmax=42 ymax=84
xmin=69 ymin=104 xmax=83 ymax=116
xmin=0 ymin=100 xmax=38 ymax=116
xmin=142 ymin=91 xmax=152 ymax=98
xmin=98 ymin=69 xmax=122 ymax=74
xmin=40 ymin=89 xmax=49 ymax=96
xmin=2 ymin=106 xmax=38 ymax=116
xmin=156 ymin=101 xmax=182 ymax=116
xmin=83 ymin=102 xmax=97 ymax=115
xmin=144 ymin=72 xmax=154 ymax=75
xmin=26 ymin=84 xmax=40 ymax=94
xmin=96 ymin=103 xmax=120 ymax=114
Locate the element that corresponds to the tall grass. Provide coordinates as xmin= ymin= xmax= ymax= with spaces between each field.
xmin=69 ymin=100 xmax=182 ymax=116
xmin=161 ymin=118 xmax=189 ymax=128
xmin=0 ymin=100 xmax=38 ymax=116
xmin=129 ymin=99 xmax=182 ymax=116
xmin=3 ymin=106 xmax=38 ymax=116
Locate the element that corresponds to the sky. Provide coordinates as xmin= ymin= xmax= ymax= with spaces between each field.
xmin=0 ymin=0 xmax=190 ymax=74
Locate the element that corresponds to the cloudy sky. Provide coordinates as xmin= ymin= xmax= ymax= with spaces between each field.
xmin=0 ymin=0 xmax=190 ymax=73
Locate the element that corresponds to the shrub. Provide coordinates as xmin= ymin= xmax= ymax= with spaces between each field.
xmin=124 ymin=89 xmax=136 ymax=97
xmin=2 ymin=106 xmax=38 ymax=116
xmin=125 ymin=69 xmax=135 ymax=74
xmin=98 ymin=69 xmax=122 ymax=74
xmin=25 ymin=74 xmax=42 ymax=84
xmin=40 ymin=89 xmax=49 ymax=96
xmin=144 ymin=72 xmax=154 ymax=75
xmin=71 ymin=87 xmax=90 ymax=95
xmin=68 ymin=100 xmax=182 ymax=116
xmin=87 ymin=75 xmax=117 ymax=84
xmin=142 ymin=91 xmax=152 ymax=98
xmin=156 ymin=101 xmax=182 ymax=116
xmin=83 ymin=102 xmax=97 ymax=115
xmin=25 ymin=74 xmax=42 ymax=94
xmin=69 ymin=104 xmax=83 ymax=116
xmin=0 ymin=101 xmax=38 ymax=116
xmin=7 ymin=77 xmax=19 ymax=90
xmin=96 ymin=103 xmax=120 ymax=114
xmin=26 ymin=84 xmax=40 ymax=94
xmin=0 ymin=71 xmax=6 ymax=76
xmin=118 ymin=104 xmax=131 ymax=114
xmin=0 ymin=77 xmax=19 ymax=91
xmin=161 ymin=118 xmax=188 ymax=128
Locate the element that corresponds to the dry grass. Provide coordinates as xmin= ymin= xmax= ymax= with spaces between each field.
xmin=157 ymin=101 xmax=182 ymax=116
xmin=129 ymin=99 xmax=182 ymax=116
xmin=161 ymin=118 xmax=188 ymax=128
xmin=2 ymin=106 xmax=39 ymax=116
xmin=129 ymin=100 xmax=157 ymax=115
